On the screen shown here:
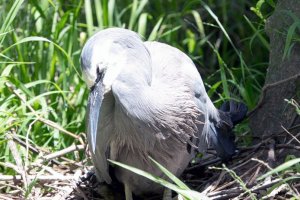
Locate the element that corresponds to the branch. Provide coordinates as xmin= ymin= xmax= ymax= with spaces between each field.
xmin=0 ymin=175 xmax=75 ymax=182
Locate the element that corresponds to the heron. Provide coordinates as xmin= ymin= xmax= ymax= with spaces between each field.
xmin=80 ymin=28 xmax=247 ymax=199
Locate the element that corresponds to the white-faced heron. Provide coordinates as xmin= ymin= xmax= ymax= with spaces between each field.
xmin=80 ymin=28 xmax=247 ymax=199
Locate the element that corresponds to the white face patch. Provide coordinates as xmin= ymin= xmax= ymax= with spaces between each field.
xmin=83 ymin=44 xmax=126 ymax=93
xmin=81 ymin=32 xmax=133 ymax=92
xmin=82 ymin=72 xmax=96 ymax=88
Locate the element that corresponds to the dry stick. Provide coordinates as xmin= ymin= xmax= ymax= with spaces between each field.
xmin=0 ymin=175 xmax=75 ymax=182
xmin=11 ymin=133 xmax=40 ymax=155
xmin=276 ymin=144 xmax=300 ymax=150
xmin=0 ymin=194 xmax=15 ymax=200
xmin=31 ymin=163 xmax=65 ymax=176
xmin=6 ymin=133 xmax=29 ymax=189
xmin=190 ymin=146 xmax=265 ymax=192
xmin=0 ymin=182 xmax=25 ymax=194
xmin=5 ymin=82 xmax=84 ymax=145
xmin=0 ymin=161 xmax=21 ymax=174
xmin=44 ymin=182 xmax=73 ymax=190
xmin=247 ymin=73 xmax=300 ymax=118
xmin=34 ymin=144 xmax=84 ymax=165
xmin=247 ymin=165 xmax=262 ymax=186
xmin=208 ymin=178 xmax=282 ymax=199
xmin=209 ymin=157 xmax=263 ymax=192
xmin=43 ymin=144 xmax=84 ymax=161
xmin=201 ymin=130 xmax=299 ymax=197
xmin=204 ymin=171 xmax=226 ymax=193
xmin=291 ymin=184 xmax=300 ymax=197
xmin=210 ymin=192 xmax=242 ymax=200
xmin=25 ymin=118 xmax=39 ymax=181
xmin=253 ymin=145 xmax=297 ymax=198
xmin=230 ymin=149 xmax=264 ymax=172
xmin=251 ymin=158 xmax=272 ymax=171
xmin=212 ymin=162 xmax=261 ymax=193
xmin=12 ymin=134 xmax=80 ymax=166
xmin=281 ymin=125 xmax=300 ymax=145
xmin=209 ymin=187 xmax=245 ymax=199
xmin=241 ymin=143 xmax=300 ymax=151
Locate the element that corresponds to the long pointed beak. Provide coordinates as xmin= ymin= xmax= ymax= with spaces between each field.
xmin=87 ymin=81 xmax=104 ymax=153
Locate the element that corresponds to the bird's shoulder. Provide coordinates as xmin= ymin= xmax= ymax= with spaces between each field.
xmin=144 ymin=41 xmax=206 ymax=98
xmin=144 ymin=41 xmax=199 ymax=78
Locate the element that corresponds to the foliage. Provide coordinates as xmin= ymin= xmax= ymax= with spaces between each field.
xmin=109 ymin=157 xmax=210 ymax=200
xmin=0 ymin=0 xmax=276 ymax=197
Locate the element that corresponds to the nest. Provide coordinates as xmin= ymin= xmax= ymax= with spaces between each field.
xmin=1 ymin=128 xmax=300 ymax=200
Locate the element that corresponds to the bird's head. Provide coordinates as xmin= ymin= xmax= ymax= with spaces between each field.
xmin=81 ymin=31 xmax=128 ymax=95
xmin=80 ymin=28 xmax=150 ymax=152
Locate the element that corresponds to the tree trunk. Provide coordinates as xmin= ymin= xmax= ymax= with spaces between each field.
xmin=249 ymin=0 xmax=300 ymax=138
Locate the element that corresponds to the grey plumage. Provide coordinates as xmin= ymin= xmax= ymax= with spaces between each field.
xmin=80 ymin=28 xmax=246 ymax=198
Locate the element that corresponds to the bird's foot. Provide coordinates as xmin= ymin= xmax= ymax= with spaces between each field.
xmin=77 ymin=170 xmax=100 ymax=189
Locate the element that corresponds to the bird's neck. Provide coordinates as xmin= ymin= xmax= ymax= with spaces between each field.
xmin=111 ymin=64 xmax=201 ymax=147
xmin=112 ymin=62 xmax=153 ymax=121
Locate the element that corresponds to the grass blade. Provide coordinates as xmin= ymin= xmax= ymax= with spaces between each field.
xmin=149 ymin=156 xmax=190 ymax=190
xmin=258 ymin=158 xmax=300 ymax=180
xmin=0 ymin=0 xmax=25 ymax=45
xmin=148 ymin=17 xmax=163 ymax=41
xmin=108 ymin=159 xmax=209 ymax=200
xmin=84 ymin=0 xmax=94 ymax=36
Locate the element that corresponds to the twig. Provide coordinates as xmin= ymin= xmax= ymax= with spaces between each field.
xmin=251 ymin=158 xmax=272 ymax=171
xmin=11 ymin=134 xmax=63 ymax=166
xmin=31 ymin=163 xmax=65 ymax=176
xmin=0 ymin=182 xmax=25 ymax=194
xmin=0 ymin=194 xmax=14 ymax=200
xmin=247 ymin=165 xmax=262 ymax=186
xmin=25 ymin=118 xmax=39 ymax=177
xmin=281 ymin=125 xmax=300 ymax=145
xmin=208 ymin=178 xmax=283 ymax=199
xmin=210 ymin=165 xmax=257 ymax=200
xmin=33 ymin=144 xmax=84 ymax=165
xmin=44 ymin=145 xmax=84 ymax=161
xmin=11 ymin=133 xmax=40 ymax=154
xmin=0 ymin=175 xmax=75 ymax=182
xmin=204 ymin=171 xmax=226 ymax=193
xmin=240 ymin=143 xmax=300 ymax=151
xmin=6 ymin=133 xmax=29 ymax=189
xmin=0 ymin=162 xmax=21 ymax=174
xmin=210 ymin=161 xmax=261 ymax=192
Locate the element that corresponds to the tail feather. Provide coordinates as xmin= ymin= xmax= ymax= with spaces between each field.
xmin=210 ymin=100 xmax=248 ymax=161
xmin=219 ymin=100 xmax=248 ymax=125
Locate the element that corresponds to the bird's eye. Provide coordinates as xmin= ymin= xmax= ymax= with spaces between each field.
xmin=90 ymin=67 xmax=105 ymax=91
xmin=95 ymin=67 xmax=104 ymax=83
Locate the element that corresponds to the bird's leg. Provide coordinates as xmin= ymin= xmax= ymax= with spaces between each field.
xmin=163 ymin=189 xmax=172 ymax=200
xmin=124 ymin=183 xmax=133 ymax=200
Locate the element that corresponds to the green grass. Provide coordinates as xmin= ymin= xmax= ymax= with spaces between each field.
xmin=109 ymin=157 xmax=209 ymax=200
xmin=0 ymin=0 xmax=275 ymax=197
